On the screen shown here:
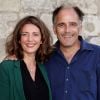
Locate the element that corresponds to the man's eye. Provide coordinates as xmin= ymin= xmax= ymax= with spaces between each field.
xmin=57 ymin=23 xmax=65 ymax=27
xmin=70 ymin=22 xmax=78 ymax=26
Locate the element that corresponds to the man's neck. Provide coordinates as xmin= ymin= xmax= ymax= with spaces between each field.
xmin=60 ymin=42 xmax=80 ymax=64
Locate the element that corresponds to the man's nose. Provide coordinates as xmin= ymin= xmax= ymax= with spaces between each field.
xmin=65 ymin=25 xmax=70 ymax=32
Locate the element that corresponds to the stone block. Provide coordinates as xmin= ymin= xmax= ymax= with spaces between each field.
xmin=96 ymin=0 xmax=100 ymax=16
xmin=19 ymin=11 xmax=37 ymax=19
xmin=82 ymin=15 xmax=100 ymax=38
xmin=21 ymin=0 xmax=54 ymax=11
xmin=0 ymin=0 xmax=20 ymax=12
xmin=0 ymin=38 xmax=6 ymax=62
xmin=0 ymin=13 xmax=18 ymax=38
xmin=89 ymin=37 xmax=100 ymax=45
xmin=41 ymin=13 xmax=57 ymax=43
xmin=58 ymin=0 xmax=97 ymax=14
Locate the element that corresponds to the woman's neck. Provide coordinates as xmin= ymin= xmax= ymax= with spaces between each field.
xmin=23 ymin=54 xmax=37 ymax=81
xmin=23 ymin=53 xmax=36 ymax=68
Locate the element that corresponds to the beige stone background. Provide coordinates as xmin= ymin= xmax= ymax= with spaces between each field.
xmin=0 ymin=0 xmax=100 ymax=61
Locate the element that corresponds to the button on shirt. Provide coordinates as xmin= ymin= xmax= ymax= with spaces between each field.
xmin=45 ymin=36 xmax=100 ymax=100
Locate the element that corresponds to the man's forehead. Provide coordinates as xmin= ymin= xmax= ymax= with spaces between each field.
xmin=58 ymin=8 xmax=79 ymax=17
xmin=56 ymin=9 xmax=80 ymax=22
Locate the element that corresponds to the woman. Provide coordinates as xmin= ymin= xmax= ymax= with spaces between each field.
xmin=0 ymin=16 xmax=53 ymax=100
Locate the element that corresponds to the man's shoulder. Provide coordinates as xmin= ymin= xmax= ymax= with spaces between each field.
xmin=88 ymin=42 xmax=100 ymax=51
xmin=85 ymin=42 xmax=100 ymax=58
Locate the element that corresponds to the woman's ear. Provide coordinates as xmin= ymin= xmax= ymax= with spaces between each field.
xmin=40 ymin=40 xmax=42 ymax=44
xmin=19 ymin=40 xmax=21 ymax=44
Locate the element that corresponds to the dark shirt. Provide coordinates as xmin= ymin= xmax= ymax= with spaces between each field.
xmin=20 ymin=60 xmax=49 ymax=100
xmin=45 ymin=36 xmax=100 ymax=100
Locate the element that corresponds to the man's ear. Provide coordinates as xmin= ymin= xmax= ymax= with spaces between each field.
xmin=53 ymin=25 xmax=57 ymax=36
xmin=79 ymin=22 xmax=82 ymax=35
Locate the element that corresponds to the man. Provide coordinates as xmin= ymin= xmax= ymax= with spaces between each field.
xmin=45 ymin=5 xmax=100 ymax=100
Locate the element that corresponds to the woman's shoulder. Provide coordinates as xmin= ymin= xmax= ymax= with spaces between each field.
xmin=37 ymin=62 xmax=45 ymax=68
xmin=0 ymin=60 xmax=20 ymax=70
xmin=1 ymin=59 xmax=18 ymax=64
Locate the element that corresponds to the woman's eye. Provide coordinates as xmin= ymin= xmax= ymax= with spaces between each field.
xmin=32 ymin=32 xmax=41 ymax=36
xmin=34 ymin=33 xmax=39 ymax=36
xmin=21 ymin=32 xmax=28 ymax=36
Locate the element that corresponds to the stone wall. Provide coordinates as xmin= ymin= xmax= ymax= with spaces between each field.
xmin=0 ymin=0 xmax=100 ymax=61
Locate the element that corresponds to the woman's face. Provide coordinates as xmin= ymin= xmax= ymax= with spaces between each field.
xmin=20 ymin=23 xmax=42 ymax=56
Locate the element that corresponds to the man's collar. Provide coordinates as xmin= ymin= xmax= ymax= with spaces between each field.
xmin=79 ymin=36 xmax=93 ymax=51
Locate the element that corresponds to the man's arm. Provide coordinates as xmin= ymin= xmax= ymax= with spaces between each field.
xmin=96 ymin=51 xmax=100 ymax=100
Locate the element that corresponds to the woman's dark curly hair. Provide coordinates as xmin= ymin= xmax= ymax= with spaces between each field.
xmin=6 ymin=16 xmax=53 ymax=62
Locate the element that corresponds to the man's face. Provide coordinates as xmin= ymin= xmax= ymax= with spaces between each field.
xmin=53 ymin=8 xmax=82 ymax=48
